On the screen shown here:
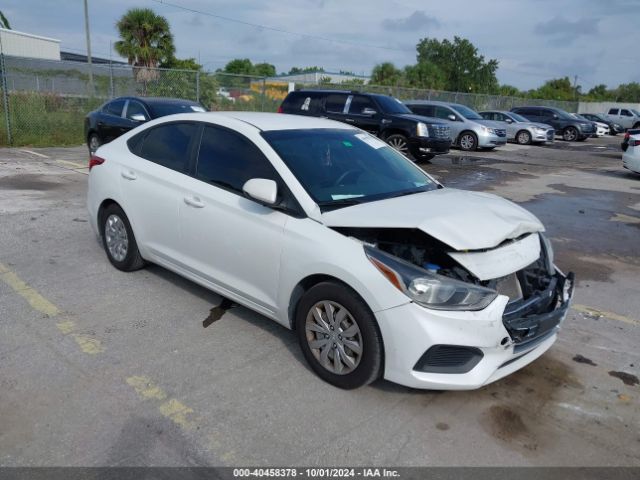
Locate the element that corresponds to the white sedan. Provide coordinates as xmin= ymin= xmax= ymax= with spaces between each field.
xmin=594 ymin=121 xmax=610 ymax=137
xmin=87 ymin=112 xmax=574 ymax=390
xmin=623 ymin=133 xmax=640 ymax=174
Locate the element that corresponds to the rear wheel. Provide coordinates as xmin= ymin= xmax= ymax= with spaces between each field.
xmin=88 ymin=132 xmax=101 ymax=154
xmin=100 ymin=204 xmax=145 ymax=272
xmin=458 ymin=131 xmax=478 ymax=151
xmin=563 ymin=127 xmax=578 ymax=142
xmin=516 ymin=130 xmax=532 ymax=145
xmin=295 ymin=282 xmax=383 ymax=389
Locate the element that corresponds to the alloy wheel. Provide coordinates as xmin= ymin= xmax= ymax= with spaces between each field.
xmin=517 ymin=131 xmax=531 ymax=144
xmin=305 ymin=301 xmax=363 ymax=375
xmin=387 ymin=136 xmax=408 ymax=154
xmin=460 ymin=134 xmax=475 ymax=150
xmin=105 ymin=214 xmax=129 ymax=262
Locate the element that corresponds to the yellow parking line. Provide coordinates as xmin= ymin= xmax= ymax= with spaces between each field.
xmin=56 ymin=159 xmax=87 ymax=170
xmin=573 ymin=304 xmax=639 ymax=326
xmin=0 ymin=262 xmax=60 ymax=317
xmin=1 ymin=262 xmax=105 ymax=353
xmin=126 ymin=376 xmax=196 ymax=430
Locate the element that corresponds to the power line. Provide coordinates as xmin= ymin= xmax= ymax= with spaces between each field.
xmin=150 ymin=0 xmax=407 ymax=53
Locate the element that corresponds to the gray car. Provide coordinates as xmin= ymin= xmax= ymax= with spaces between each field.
xmin=479 ymin=111 xmax=555 ymax=145
xmin=404 ymin=100 xmax=507 ymax=151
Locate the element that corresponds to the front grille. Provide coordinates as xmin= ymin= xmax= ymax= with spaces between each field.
xmin=413 ymin=345 xmax=484 ymax=373
xmin=431 ymin=124 xmax=451 ymax=139
xmin=495 ymin=129 xmax=507 ymax=137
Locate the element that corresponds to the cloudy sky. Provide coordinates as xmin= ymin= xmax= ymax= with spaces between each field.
xmin=4 ymin=0 xmax=637 ymax=90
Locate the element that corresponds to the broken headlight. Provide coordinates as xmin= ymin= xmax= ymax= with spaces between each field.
xmin=365 ymin=246 xmax=497 ymax=311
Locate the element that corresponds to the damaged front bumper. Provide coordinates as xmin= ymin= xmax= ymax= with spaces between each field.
xmin=375 ymin=268 xmax=574 ymax=390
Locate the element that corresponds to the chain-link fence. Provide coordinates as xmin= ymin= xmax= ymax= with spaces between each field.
xmin=0 ymin=55 xmax=580 ymax=147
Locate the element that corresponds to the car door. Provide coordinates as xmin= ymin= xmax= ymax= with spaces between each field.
xmin=433 ymin=105 xmax=462 ymax=140
xmin=120 ymin=121 xmax=199 ymax=263
xmin=99 ymin=99 xmax=127 ymax=142
xmin=323 ymin=93 xmax=350 ymax=123
xmin=344 ymin=95 xmax=380 ymax=135
xmin=179 ymin=124 xmax=289 ymax=314
xmin=122 ymin=99 xmax=151 ymax=132
xmin=620 ymin=109 xmax=634 ymax=129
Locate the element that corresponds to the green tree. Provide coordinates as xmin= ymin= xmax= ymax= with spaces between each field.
xmin=222 ymin=58 xmax=254 ymax=75
xmin=613 ymin=82 xmax=640 ymax=103
xmin=531 ymin=77 xmax=579 ymax=101
xmin=115 ymin=8 xmax=175 ymax=68
xmin=288 ymin=66 xmax=324 ymax=74
xmin=0 ymin=10 xmax=11 ymax=29
xmin=370 ymin=62 xmax=403 ymax=86
xmin=161 ymin=56 xmax=201 ymax=70
xmin=403 ymin=63 xmax=446 ymax=90
xmin=415 ymin=36 xmax=499 ymax=93
xmin=253 ymin=62 xmax=276 ymax=77
xmin=498 ymin=85 xmax=522 ymax=97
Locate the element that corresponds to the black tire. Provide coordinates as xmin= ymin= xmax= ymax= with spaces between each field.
xmin=458 ymin=131 xmax=478 ymax=151
xmin=516 ymin=130 xmax=532 ymax=145
xmin=415 ymin=153 xmax=434 ymax=164
xmin=100 ymin=204 xmax=145 ymax=272
xmin=385 ymin=133 xmax=414 ymax=160
xmin=634 ymin=123 xmax=640 ymax=129
xmin=295 ymin=281 xmax=383 ymax=389
xmin=88 ymin=132 xmax=101 ymax=154
xmin=563 ymin=127 xmax=578 ymax=142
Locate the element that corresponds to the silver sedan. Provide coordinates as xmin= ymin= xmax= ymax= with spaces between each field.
xmin=480 ymin=111 xmax=555 ymax=145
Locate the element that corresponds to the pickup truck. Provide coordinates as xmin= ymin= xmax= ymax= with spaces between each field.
xmin=602 ymin=107 xmax=640 ymax=130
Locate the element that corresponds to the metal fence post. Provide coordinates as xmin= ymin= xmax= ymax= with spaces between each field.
xmin=196 ymin=70 xmax=200 ymax=103
xmin=0 ymin=50 xmax=12 ymax=145
xmin=261 ymin=77 xmax=266 ymax=112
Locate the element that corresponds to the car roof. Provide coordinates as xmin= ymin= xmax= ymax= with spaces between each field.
xmin=112 ymin=96 xmax=201 ymax=106
xmin=152 ymin=111 xmax=355 ymax=132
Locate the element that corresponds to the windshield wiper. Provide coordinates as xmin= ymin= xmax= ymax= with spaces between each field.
xmin=386 ymin=188 xmax=429 ymax=199
xmin=317 ymin=198 xmax=364 ymax=207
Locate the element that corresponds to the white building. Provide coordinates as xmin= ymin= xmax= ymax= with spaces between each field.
xmin=267 ymin=71 xmax=370 ymax=85
xmin=0 ymin=28 xmax=60 ymax=61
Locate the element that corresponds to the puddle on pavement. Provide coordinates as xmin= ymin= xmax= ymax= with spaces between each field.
xmin=608 ymin=371 xmax=639 ymax=386
xmin=0 ymin=174 xmax=62 ymax=191
xmin=202 ymin=298 xmax=236 ymax=328
xmin=432 ymin=156 xmax=492 ymax=166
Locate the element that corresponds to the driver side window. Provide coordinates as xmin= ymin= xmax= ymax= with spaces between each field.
xmin=435 ymin=106 xmax=454 ymax=120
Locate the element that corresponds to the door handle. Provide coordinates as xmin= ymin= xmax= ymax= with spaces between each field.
xmin=121 ymin=170 xmax=137 ymax=180
xmin=184 ymin=196 xmax=205 ymax=208
xmin=344 ymin=118 xmax=355 ymax=122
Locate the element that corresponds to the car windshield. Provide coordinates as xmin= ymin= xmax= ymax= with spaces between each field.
xmin=508 ymin=112 xmax=529 ymax=122
xmin=148 ymin=103 xmax=206 ymax=117
xmin=262 ymin=129 xmax=437 ymax=211
xmin=374 ymin=96 xmax=412 ymax=114
xmin=632 ymin=109 xmax=640 ymax=116
xmin=554 ymin=109 xmax=575 ymax=120
xmin=451 ymin=104 xmax=483 ymax=120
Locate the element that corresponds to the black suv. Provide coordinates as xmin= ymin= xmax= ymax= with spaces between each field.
xmin=510 ymin=106 xmax=596 ymax=142
xmin=278 ymin=90 xmax=451 ymax=161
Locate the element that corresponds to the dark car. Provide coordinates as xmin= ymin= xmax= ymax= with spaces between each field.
xmin=85 ymin=96 xmax=206 ymax=153
xmin=278 ymin=90 xmax=451 ymax=161
xmin=511 ymin=106 xmax=596 ymax=142
xmin=581 ymin=113 xmax=624 ymax=135
xmin=622 ymin=129 xmax=640 ymax=152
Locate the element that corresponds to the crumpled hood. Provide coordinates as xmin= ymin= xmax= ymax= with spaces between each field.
xmin=322 ymin=188 xmax=544 ymax=251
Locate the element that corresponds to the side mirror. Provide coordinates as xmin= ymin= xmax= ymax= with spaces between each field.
xmin=552 ymin=114 xmax=559 ymax=119
xmin=242 ymin=178 xmax=278 ymax=206
xmin=362 ymin=107 xmax=377 ymax=116
xmin=130 ymin=113 xmax=147 ymax=122
xmin=447 ymin=114 xmax=457 ymax=121
xmin=504 ymin=118 xmax=513 ymax=124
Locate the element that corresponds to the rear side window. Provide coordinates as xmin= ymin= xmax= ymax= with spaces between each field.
xmin=608 ymin=108 xmax=618 ymax=115
xmin=408 ymin=105 xmax=434 ymax=117
xmin=196 ymin=126 xmax=278 ymax=194
xmin=283 ymin=93 xmax=319 ymax=113
xmin=348 ymin=95 xmax=376 ymax=115
xmin=104 ymin=99 xmax=125 ymax=117
xmin=138 ymin=122 xmax=197 ymax=172
xmin=325 ymin=94 xmax=348 ymax=114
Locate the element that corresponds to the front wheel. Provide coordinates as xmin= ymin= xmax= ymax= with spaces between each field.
xmin=516 ymin=130 xmax=532 ymax=145
xmin=458 ymin=132 xmax=478 ymax=151
xmin=385 ymin=134 xmax=414 ymax=160
xmin=563 ymin=127 xmax=578 ymax=142
xmin=295 ymin=282 xmax=383 ymax=389
xmin=101 ymin=204 xmax=145 ymax=272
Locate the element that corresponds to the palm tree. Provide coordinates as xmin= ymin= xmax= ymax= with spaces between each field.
xmin=114 ymin=8 xmax=175 ymax=92
xmin=0 ymin=10 xmax=11 ymax=29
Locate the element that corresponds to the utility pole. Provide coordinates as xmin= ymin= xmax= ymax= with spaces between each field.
xmin=573 ymin=75 xmax=578 ymax=101
xmin=83 ymin=0 xmax=94 ymax=96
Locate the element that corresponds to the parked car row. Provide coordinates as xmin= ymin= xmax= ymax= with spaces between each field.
xmin=622 ymin=131 xmax=640 ymax=174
